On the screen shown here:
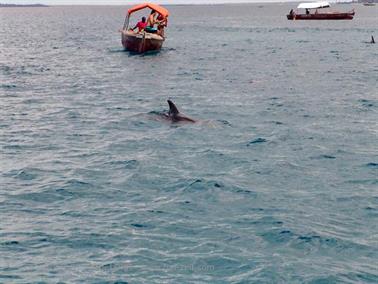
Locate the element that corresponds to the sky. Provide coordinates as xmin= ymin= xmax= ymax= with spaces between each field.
xmin=1 ymin=0 xmax=292 ymax=5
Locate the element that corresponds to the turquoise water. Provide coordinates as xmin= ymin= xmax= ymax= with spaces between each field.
xmin=1 ymin=3 xmax=377 ymax=283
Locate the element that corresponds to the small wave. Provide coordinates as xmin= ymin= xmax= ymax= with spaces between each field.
xmin=261 ymin=228 xmax=373 ymax=254
xmin=105 ymin=159 xmax=139 ymax=169
xmin=358 ymin=99 xmax=376 ymax=108
xmin=51 ymin=234 xmax=114 ymax=250
xmin=235 ymin=189 xmax=255 ymax=195
xmin=3 ymin=144 xmax=23 ymax=150
xmin=2 ymin=240 xmax=19 ymax=246
xmin=242 ymin=216 xmax=283 ymax=226
xmin=260 ymin=229 xmax=294 ymax=244
xmin=247 ymin=138 xmax=267 ymax=146
xmin=310 ymin=154 xmax=336 ymax=160
xmin=131 ymin=223 xmax=148 ymax=228
xmin=14 ymin=169 xmax=38 ymax=181
xmin=107 ymin=47 xmax=126 ymax=53
xmin=216 ymin=119 xmax=232 ymax=126
xmin=6 ymin=167 xmax=52 ymax=181
xmin=365 ymin=162 xmax=378 ymax=168
xmin=0 ymin=275 xmax=22 ymax=280
xmin=271 ymin=121 xmax=283 ymax=125
xmin=347 ymin=179 xmax=378 ymax=185
xmin=12 ymin=191 xmax=65 ymax=203
xmin=148 ymin=110 xmax=166 ymax=117
xmin=147 ymin=209 xmax=165 ymax=214
xmin=321 ymin=154 xmax=336 ymax=159
xmin=184 ymin=178 xmax=211 ymax=191
xmin=0 ymin=84 xmax=17 ymax=89
xmin=183 ymin=178 xmax=256 ymax=197
xmin=65 ymin=179 xmax=92 ymax=189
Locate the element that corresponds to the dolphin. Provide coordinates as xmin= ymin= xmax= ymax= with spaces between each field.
xmin=164 ymin=100 xmax=196 ymax=123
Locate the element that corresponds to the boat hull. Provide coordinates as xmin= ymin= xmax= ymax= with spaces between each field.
xmin=121 ymin=30 xmax=164 ymax=53
xmin=287 ymin=11 xmax=355 ymax=20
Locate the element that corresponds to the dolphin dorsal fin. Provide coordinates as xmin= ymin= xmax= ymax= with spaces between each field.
xmin=167 ymin=100 xmax=179 ymax=115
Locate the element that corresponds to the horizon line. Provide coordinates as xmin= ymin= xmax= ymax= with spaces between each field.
xmin=0 ymin=1 xmax=346 ymax=6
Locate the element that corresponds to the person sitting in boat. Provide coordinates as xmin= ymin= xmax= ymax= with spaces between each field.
xmin=146 ymin=10 xmax=158 ymax=34
xmin=131 ymin=16 xmax=147 ymax=33
xmin=156 ymin=14 xmax=167 ymax=37
xmin=306 ymin=8 xmax=310 ymax=15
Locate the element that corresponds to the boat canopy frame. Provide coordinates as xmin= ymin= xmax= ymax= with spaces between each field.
xmin=123 ymin=2 xmax=169 ymax=30
xmin=297 ymin=1 xmax=331 ymax=9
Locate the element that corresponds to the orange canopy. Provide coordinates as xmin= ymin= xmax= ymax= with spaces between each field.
xmin=127 ymin=3 xmax=169 ymax=18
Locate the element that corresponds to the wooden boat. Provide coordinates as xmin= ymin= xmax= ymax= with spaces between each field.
xmin=120 ymin=3 xmax=169 ymax=53
xmin=121 ymin=30 xmax=165 ymax=53
xmin=287 ymin=11 xmax=355 ymax=20
xmin=287 ymin=1 xmax=355 ymax=20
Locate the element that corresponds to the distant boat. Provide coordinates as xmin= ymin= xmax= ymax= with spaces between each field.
xmin=120 ymin=3 xmax=169 ymax=53
xmin=287 ymin=1 xmax=355 ymax=20
xmin=363 ymin=2 xmax=376 ymax=6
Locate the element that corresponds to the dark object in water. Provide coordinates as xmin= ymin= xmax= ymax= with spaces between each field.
xmin=165 ymin=100 xmax=196 ymax=123
xmin=371 ymin=36 xmax=375 ymax=44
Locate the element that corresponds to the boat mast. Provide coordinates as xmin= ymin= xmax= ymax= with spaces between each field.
xmin=123 ymin=15 xmax=129 ymax=30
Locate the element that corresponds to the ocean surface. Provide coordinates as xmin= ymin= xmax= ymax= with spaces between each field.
xmin=1 ymin=3 xmax=377 ymax=283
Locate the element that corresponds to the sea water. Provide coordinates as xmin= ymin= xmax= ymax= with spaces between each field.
xmin=1 ymin=3 xmax=377 ymax=283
